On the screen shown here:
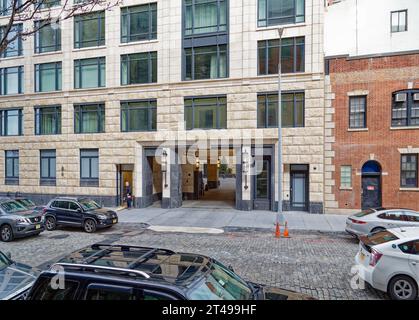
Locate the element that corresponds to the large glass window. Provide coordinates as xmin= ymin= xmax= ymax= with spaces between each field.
xmin=35 ymin=20 xmax=61 ymax=53
xmin=392 ymin=90 xmax=419 ymax=127
xmin=121 ymin=3 xmax=157 ymax=43
xmin=35 ymin=106 xmax=61 ymax=135
xmin=184 ymin=0 xmax=227 ymax=36
xmin=258 ymin=37 xmax=304 ymax=75
xmin=185 ymin=96 xmax=227 ymax=130
xmin=80 ymin=149 xmax=99 ymax=185
xmin=401 ymin=154 xmax=418 ymax=188
xmin=74 ymin=57 xmax=106 ymax=89
xmin=36 ymin=0 xmax=60 ymax=9
xmin=74 ymin=11 xmax=105 ymax=48
xmin=258 ymin=0 xmax=305 ymax=27
xmin=185 ymin=45 xmax=227 ymax=80
xmin=74 ymin=103 xmax=105 ymax=134
xmin=349 ymin=96 xmax=367 ymax=129
xmin=391 ymin=10 xmax=407 ymax=33
xmin=5 ymin=150 xmax=19 ymax=185
xmin=35 ymin=62 xmax=62 ymax=92
xmin=121 ymin=52 xmax=157 ymax=85
xmin=0 ymin=24 xmax=22 ymax=57
xmin=340 ymin=166 xmax=352 ymax=188
xmin=0 ymin=66 xmax=24 ymax=95
xmin=0 ymin=0 xmax=21 ymax=16
xmin=0 ymin=109 xmax=23 ymax=136
xmin=40 ymin=150 xmax=56 ymax=185
xmin=121 ymin=100 xmax=157 ymax=132
xmin=257 ymin=92 xmax=304 ymax=128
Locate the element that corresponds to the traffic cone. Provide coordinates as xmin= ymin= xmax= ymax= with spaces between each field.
xmin=283 ymin=221 xmax=290 ymax=238
xmin=275 ymin=222 xmax=281 ymax=238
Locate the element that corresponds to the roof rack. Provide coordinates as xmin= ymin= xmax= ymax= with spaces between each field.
xmin=52 ymin=263 xmax=151 ymax=279
xmin=90 ymin=243 xmax=175 ymax=254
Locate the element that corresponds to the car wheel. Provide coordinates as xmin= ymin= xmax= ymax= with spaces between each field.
xmin=371 ymin=227 xmax=385 ymax=233
xmin=388 ymin=275 xmax=418 ymax=300
xmin=83 ymin=219 xmax=97 ymax=233
xmin=45 ymin=216 xmax=56 ymax=231
xmin=0 ymin=225 xmax=14 ymax=242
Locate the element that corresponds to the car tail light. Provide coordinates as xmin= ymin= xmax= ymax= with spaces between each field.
xmin=349 ymin=218 xmax=367 ymax=224
xmin=369 ymin=248 xmax=383 ymax=267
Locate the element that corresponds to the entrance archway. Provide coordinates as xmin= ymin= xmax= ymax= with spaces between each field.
xmin=361 ymin=160 xmax=382 ymax=209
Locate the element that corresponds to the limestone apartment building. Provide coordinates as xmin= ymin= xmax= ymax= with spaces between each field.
xmin=0 ymin=0 xmax=325 ymax=213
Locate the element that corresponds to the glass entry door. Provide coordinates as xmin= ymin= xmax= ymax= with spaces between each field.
xmin=253 ymin=156 xmax=271 ymax=210
xmin=290 ymin=164 xmax=309 ymax=211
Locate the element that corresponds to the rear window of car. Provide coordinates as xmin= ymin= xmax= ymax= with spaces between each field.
xmin=354 ymin=209 xmax=375 ymax=217
xmin=363 ymin=230 xmax=399 ymax=246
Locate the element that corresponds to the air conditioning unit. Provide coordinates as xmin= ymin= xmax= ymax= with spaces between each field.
xmin=395 ymin=93 xmax=407 ymax=102
xmin=413 ymin=93 xmax=419 ymax=101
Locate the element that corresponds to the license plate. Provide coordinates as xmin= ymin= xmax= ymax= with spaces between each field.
xmin=35 ymin=224 xmax=41 ymax=230
xmin=359 ymin=252 xmax=365 ymax=262
xmin=112 ymin=219 xmax=117 ymax=224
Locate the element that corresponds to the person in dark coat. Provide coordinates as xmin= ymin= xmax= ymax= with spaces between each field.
xmin=125 ymin=181 xmax=132 ymax=209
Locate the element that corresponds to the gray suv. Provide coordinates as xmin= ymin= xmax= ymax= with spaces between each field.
xmin=0 ymin=198 xmax=45 ymax=242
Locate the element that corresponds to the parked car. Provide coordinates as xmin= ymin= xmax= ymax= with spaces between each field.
xmin=346 ymin=208 xmax=419 ymax=237
xmin=0 ymin=198 xmax=45 ymax=242
xmin=355 ymin=227 xmax=419 ymax=300
xmin=12 ymin=197 xmax=44 ymax=212
xmin=43 ymin=197 xmax=118 ymax=233
xmin=26 ymin=243 xmax=314 ymax=300
xmin=0 ymin=250 xmax=40 ymax=300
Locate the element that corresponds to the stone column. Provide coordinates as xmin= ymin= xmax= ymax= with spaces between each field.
xmin=161 ymin=147 xmax=182 ymax=209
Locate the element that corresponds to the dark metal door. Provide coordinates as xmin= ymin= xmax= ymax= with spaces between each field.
xmin=290 ymin=170 xmax=309 ymax=211
xmin=253 ymin=157 xmax=271 ymax=210
xmin=362 ymin=176 xmax=381 ymax=209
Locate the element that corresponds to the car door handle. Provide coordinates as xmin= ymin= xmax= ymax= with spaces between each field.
xmin=411 ymin=261 xmax=417 ymax=266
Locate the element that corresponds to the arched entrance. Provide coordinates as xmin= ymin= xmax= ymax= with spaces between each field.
xmin=361 ymin=160 xmax=382 ymax=209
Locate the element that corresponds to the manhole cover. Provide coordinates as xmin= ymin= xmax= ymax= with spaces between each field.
xmin=48 ymin=234 xmax=69 ymax=239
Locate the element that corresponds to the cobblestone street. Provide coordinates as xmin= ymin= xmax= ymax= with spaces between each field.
xmin=0 ymin=223 xmax=387 ymax=300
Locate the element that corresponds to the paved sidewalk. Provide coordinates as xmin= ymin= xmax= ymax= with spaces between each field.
xmin=115 ymin=207 xmax=349 ymax=232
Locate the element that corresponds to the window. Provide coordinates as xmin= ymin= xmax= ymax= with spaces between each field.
xmin=184 ymin=0 xmax=227 ymax=36
xmin=121 ymin=100 xmax=157 ymax=132
xmin=74 ymin=103 xmax=105 ymax=134
xmin=35 ymin=0 xmax=60 ymax=9
xmin=121 ymin=3 xmax=157 ymax=43
xmin=0 ymin=0 xmax=20 ymax=16
xmin=258 ymin=37 xmax=305 ymax=75
xmin=74 ymin=57 xmax=106 ymax=89
xmin=401 ymin=154 xmax=418 ymax=188
xmin=185 ymin=45 xmax=227 ymax=80
xmin=392 ymin=90 xmax=419 ymax=127
xmin=80 ymin=149 xmax=99 ymax=186
xmin=35 ymin=106 xmax=61 ymax=135
xmin=35 ymin=20 xmax=61 ymax=53
xmin=349 ymin=96 xmax=366 ymax=129
xmin=340 ymin=166 xmax=352 ymax=188
xmin=0 ymin=24 xmax=22 ymax=57
xmin=40 ymin=150 xmax=56 ymax=185
xmin=35 ymin=62 xmax=62 ymax=92
xmin=85 ymin=285 xmax=138 ymax=300
xmin=0 ymin=109 xmax=23 ymax=136
xmin=257 ymin=92 xmax=304 ymax=128
xmin=185 ymin=96 xmax=227 ymax=130
xmin=121 ymin=52 xmax=157 ymax=85
xmin=5 ymin=150 xmax=19 ymax=185
xmin=74 ymin=11 xmax=105 ymax=48
xmin=391 ymin=10 xmax=407 ymax=33
xmin=258 ymin=0 xmax=305 ymax=27
xmin=399 ymin=241 xmax=419 ymax=255
xmin=0 ymin=66 xmax=24 ymax=95
xmin=30 ymin=276 xmax=79 ymax=300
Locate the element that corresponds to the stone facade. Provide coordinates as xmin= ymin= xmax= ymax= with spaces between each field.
xmin=0 ymin=0 xmax=326 ymax=212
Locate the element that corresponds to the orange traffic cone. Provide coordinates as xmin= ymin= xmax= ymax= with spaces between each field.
xmin=283 ymin=221 xmax=290 ymax=238
xmin=275 ymin=222 xmax=281 ymax=238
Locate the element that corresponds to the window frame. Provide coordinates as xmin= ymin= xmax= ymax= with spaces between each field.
xmin=0 ymin=66 xmax=24 ymax=95
xmin=74 ymin=57 xmax=106 ymax=89
xmin=184 ymin=95 xmax=227 ymax=130
xmin=34 ymin=20 xmax=61 ymax=54
xmin=391 ymin=9 xmax=408 ymax=33
xmin=5 ymin=150 xmax=19 ymax=185
xmin=35 ymin=62 xmax=62 ymax=92
xmin=401 ymin=154 xmax=418 ymax=189
xmin=0 ymin=24 xmax=23 ymax=58
xmin=340 ymin=165 xmax=352 ymax=189
xmin=35 ymin=0 xmax=61 ymax=9
xmin=74 ymin=11 xmax=105 ymax=49
xmin=35 ymin=105 xmax=61 ymax=135
xmin=120 ymin=3 xmax=157 ymax=43
xmin=349 ymin=95 xmax=367 ymax=129
xmin=120 ymin=52 xmax=157 ymax=85
xmin=257 ymin=0 xmax=305 ymax=28
xmin=257 ymin=91 xmax=305 ymax=128
xmin=80 ymin=148 xmax=99 ymax=186
xmin=40 ymin=149 xmax=56 ymax=186
xmin=391 ymin=90 xmax=419 ymax=127
xmin=0 ymin=108 xmax=23 ymax=136
xmin=0 ymin=0 xmax=21 ymax=16
xmin=74 ymin=103 xmax=105 ymax=134
xmin=120 ymin=99 xmax=157 ymax=132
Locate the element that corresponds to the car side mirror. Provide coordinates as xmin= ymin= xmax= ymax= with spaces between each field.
xmin=77 ymin=208 xmax=82 ymax=213
xmin=5 ymin=252 xmax=12 ymax=260
xmin=228 ymin=265 xmax=235 ymax=273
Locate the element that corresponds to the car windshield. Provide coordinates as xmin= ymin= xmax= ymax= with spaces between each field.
xmin=0 ymin=252 xmax=11 ymax=271
xmin=354 ymin=209 xmax=375 ymax=217
xmin=17 ymin=199 xmax=35 ymax=208
xmin=79 ymin=199 xmax=101 ymax=210
xmin=187 ymin=261 xmax=252 ymax=300
xmin=0 ymin=200 xmax=27 ymax=214
xmin=362 ymin=230 xmax=399 ymax=246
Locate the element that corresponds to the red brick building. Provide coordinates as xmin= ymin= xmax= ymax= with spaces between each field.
xmin=326 ymin=53 xmax=419 ymax=212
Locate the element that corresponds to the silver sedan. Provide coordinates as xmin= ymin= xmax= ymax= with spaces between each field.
xmin=345 ymin=208 xmax=419 ymax=237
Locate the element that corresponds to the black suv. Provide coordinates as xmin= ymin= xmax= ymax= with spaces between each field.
xmin=26 ymin=244 xmax=314 ymax=300
xmin=43 ymin=197 xmax=118 ymax=233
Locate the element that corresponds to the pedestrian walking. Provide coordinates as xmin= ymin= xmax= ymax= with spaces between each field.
xmin=124 ymin=181 xmax=133 ymax=209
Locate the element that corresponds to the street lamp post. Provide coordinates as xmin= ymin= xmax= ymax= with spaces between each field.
xmin=276 ymin=27 xmax=284 ymax=227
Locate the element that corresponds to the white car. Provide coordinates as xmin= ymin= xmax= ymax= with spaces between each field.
xmin=355 ymin=227 xmax=419 ymax=300
xmin=346 ymin=208 xmax=419 ymax=237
